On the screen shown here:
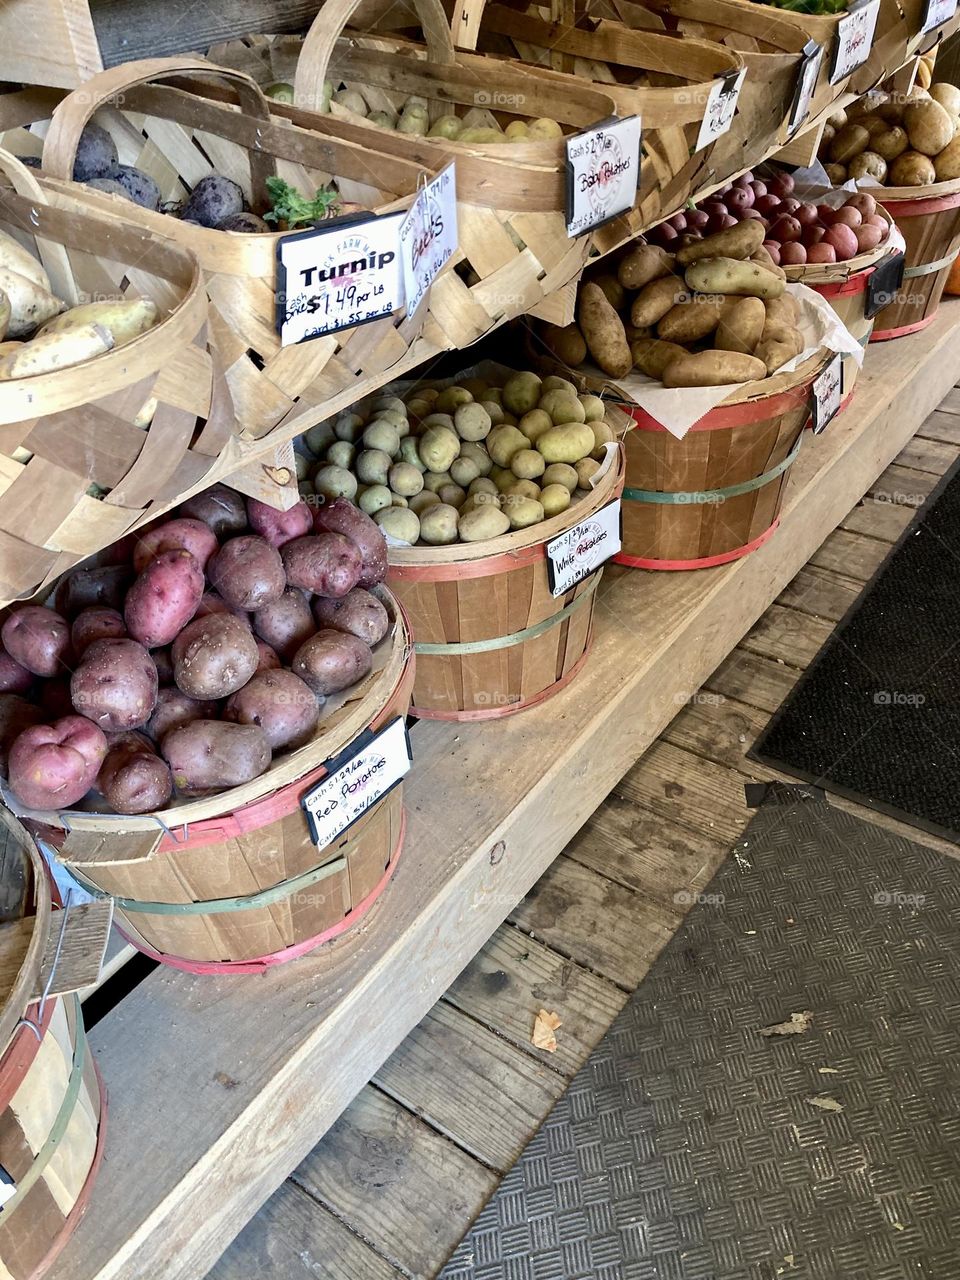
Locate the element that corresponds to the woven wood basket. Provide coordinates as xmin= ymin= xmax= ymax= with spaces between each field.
xmin=29 ymin=588 xmax=414 ymax=973
xmin=867 ymin=179 xmax=960 ymax=341
xmin=385 ymin=446 xmax=625 ymax=719
xmin=3 ymin=57 xmax=435 ymax=441
xmin=0 ymin=150 xmax=229 ymax=610
xmin=0 ymin=810 xmax=106 ymax=1280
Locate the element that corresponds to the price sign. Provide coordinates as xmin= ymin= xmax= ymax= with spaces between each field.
xmin=865 ymin=250 xmax=906 ymax=318
xmin=565 ymin=115 xmax=641 ymax=237
xmin=830 ymin=0 xmax=881 ymax=84
xmin=922 ymin=0 xmax=958 ymax=33
xmin=812 ymin=354 xmax=843 ymax=434
xmin=301 ymin=717 xmax=412 ymax=850
xmin=546 ymin=499 xmax=622 ymax=596
xmin=695 ymin=69 xmax=747 ymax=151
xmin=276 ymin=211 xmax=405 ymax=346
xmin=399 ymin=162 xmax=458 ymax=316
xmin=788 ymin=41 xmax=825 ymax=136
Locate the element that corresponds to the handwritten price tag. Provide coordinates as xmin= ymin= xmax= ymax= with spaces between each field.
xmin=547 ymin=499 xmax=622 ymax=596
xmin=812 ymin=354 xmax=843 ymax=435
xmin=302 ymin=717 xmax=412 ymax=849
xmin=565 ymin=115 xmax=641 ymax=237
xmin=275 ymin=211 xmax=405 ymax=346
xmin=399 ymin=162 xmax=458 ymax=316
xmin=922 ymin=0 xmax=958 ymax=34
xmin=695 ymin=69 xmax=747 ymax=151
xmin=788 ymin=41 xmax=825 ymax=136
xmin=830 ymin=0 xmax=881 ymax=84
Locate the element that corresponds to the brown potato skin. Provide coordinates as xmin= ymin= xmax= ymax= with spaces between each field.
xmin=179 ymin=483 xmax=248 ymax=540
xmin=0 ymin=645 xmax=32 ymax=694
xmin=246 ymin=497 xmax=314 ymax=549
xmin=291 ymin=629 xmax=373 ymax=696
xmin=171 ymin=614 xmax=260 ymax=699
xmin=147 ymin=687 xmax=221 ymax=743
xmin=208 ymin=536 xmax=286 ymax=611
xmin=281 ymin=533 xmax=362 ymax=598
xmin=312 ymin=498 xmax=388 ymax=588
xmin=132 ymin=518 xmax=219 ymax=573
xmin=162 ymin=720 xmax=271 ymax=796
xmin=253 ymin=588 xmax=316 ymax=662
xmin=255 ymin=640 xmax=281 ymax=673
xmin=71 ymin=637 xmax=158 ymax=732
xmin=124 ymin=549 xmax=205 ymax=649
xmin=98 ymin=732 xmax=173 ymax=814
xmin=225 ymin=670 xmax=319 ymax=752
xmin=8 ymin=715 xmax=108 ymax=810
xmin=2 ymin=607 xmax=71 ymax=678
xmin=71 ymin=607 xmax=127 ymax=659
xmin=0 ymin=694 xmax=44 ymax=774
xmin=55 ymin=565 xmax=133 ymax=618
xmin=312 ymin=588 xmax=389 ymax=646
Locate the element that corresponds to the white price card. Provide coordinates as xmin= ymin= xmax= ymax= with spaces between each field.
xmin=276 ymin=211 xmax=405 ymax=346
xmin=0 ymin=1169 xmax=16 ymax=1209
xmin=922 ymin=0 xmax=958 ymax=33
xmin=695 ymin=69 xmax=747 ymax=151
xmin=565 ymin=116 xmax=641 ymax=237
xmin=830 ymin=0 xmax=881 ymax=84
xmin=302 ymin=717 xmax=412 ymax=850
xmin=546 ymin=499 xmax=622 ymax=597
xmin=812 ymin=354 xmax=843 ymax=435
xmin=788 ymin=41 xmax=825 ymax=136
xmin=399 ymin=162 xmax=458 ymax=316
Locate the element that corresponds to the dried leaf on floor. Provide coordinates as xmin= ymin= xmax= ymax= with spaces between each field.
xmin=806 ymin=1095 xmax=844 ymax=1112
xmin=532 ymin=1008 xmax=562 ymax=1052
xmin=758 ymin=1010 xmax=814 ymax=1037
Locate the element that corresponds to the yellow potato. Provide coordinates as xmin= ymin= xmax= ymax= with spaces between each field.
xmin=539 ymin=320 xmax=587 ymax=367
xmin=829 ymin=124 xmax=870 ymax=164
xmin=715 ymin=297 xmax=766 ymax=355
xmin=589 ymin=420 xmax=615 ymax=458
xmin=889 ymin=151 xmax=936 ymax=186
xmin=539 ymin=389 xmax=585 ymax=424
xmin=41 ymin=298 xmax=158 ymax=347
xmin=931 ymin=82 xmax=960 ymax=118
xmin=423 ymin=470 xmax=453 ymax=493
xmin=505 ymin=480 xmax=542 ymax=502
xmin=458 ymin=505 xmax=511 ymax=542
xmin=580 ymin=395 xmax=605 ymax=422
xmin=418 ymin=425 xmax=460 ymax=473
xmin=904 ymin=98 xmax=954 ymax=156
xmin=536 ymin=423 xmax=595 ymax=464
xmin=518 ymin=409 xmax=554 ymax=443
xmin=632 ymin=338 xmax=689 ymax=380
xmin=511 ymin=448 xmax=546 ymax=480
xmin=540 ymin=483 xmax=571 ymax=517
xmin=487 ymin=424 xmax=530 ymax=467
xmin=419 ymin=503 xmax=460 ymax=544
xmin=657 ymin=298 xmax=732 ymax=343
xmin=502 ymin=494 xmax=545 ymax=529
xmin=578 ymin=283 xmax=631 ymax=378
xmin=575 ymin=458 xmax=600 ymax=488
xmin=630 ymin=275 xmax=688 ymax=327
xmin=675 ymin=220 xmax=765 ymax=266
xmin=684 ymin=258 xmax=784 ymax=300
xmin=542 ymin=463 xmax=579 ymax=493
xmin=616 ymin=244 xmax=673 ymax=290
xmin=502 ymin=371 xmax=542 ymax=416
xmin=934 ymin=135 xmax=960 ymax=181
xmin=871 ymin=126 xmax=909 ymax=162
xmin=373 ymin=506 xmax=420 ymax=544
xmin=662 ymin=350 xmax=767 ymax=388
xmin=409 ymin=490 xmax=442 ymax=515
xmin=454 ymin=402 xmax=492 ymax=442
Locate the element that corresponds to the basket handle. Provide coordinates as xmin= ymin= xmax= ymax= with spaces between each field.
xmin=0 ymin=148 xmax=77 ymax=303
xmin=451 ymin=0 xmax=574 ymax=53
xmin=294 ymin=0 xmax=456 ymax=108
xmin=41 ymin=56 xmax=277 ymax=200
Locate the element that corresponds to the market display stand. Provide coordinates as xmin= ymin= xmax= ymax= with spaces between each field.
xmin=44 ymin=305 xmax=960 ymax=1280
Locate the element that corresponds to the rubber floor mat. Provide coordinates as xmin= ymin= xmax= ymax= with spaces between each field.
xmin=751 ymin=459 xmax=960 ymax=842
xmin=439 ymin=794 xmax=960 ymax=1280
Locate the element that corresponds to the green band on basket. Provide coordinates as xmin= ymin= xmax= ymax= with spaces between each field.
xmin=622 ymin=435 xmax=802 ymax=507
xmin=2 ymin=996 xmax=86 ymax=1220
xmin=903 ymin=253 xmax=958 ymax=279
xmin=414 ymin=572 xmax=600 ymax=656
xmin=69 ymin=855 xmax=348 ymax=916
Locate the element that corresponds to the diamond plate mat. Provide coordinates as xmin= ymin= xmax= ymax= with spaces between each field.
xmin=439 ymin=796 xmax=960 ymax=1280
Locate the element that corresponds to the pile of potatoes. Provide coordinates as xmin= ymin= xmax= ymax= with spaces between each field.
xmin=0 ymin=489 xmax=393 ymax=814
xmin=0 ymin=227 xmax=158 ymax=379
xmin=295 ymin=374 xmax=615 ymax=546
xmin=264 ymin=81 xmax=563 ymax=144
xmin=820 ymin=83 xmax=960 ymax=187
xmin=539 ymin=220 xmax=805 ymax=389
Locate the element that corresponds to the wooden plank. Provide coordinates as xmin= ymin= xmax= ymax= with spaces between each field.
xmin=893 ymin=435 xmax=959 ymax=475
xmin=291 ymin=1086 xmax=497 ymax=1279
xmin=442 ymin=924 xmax=627 ymax=1078
xmin=738 ymin=602 xmax=834 ymax=669
xmin=776 ymin=564 xmax=861 ymax=621
xmin=662 ymin=698 xmax=768 ymax=771
xmin=840 ymin=498 xmax=914 ymax=542
xmin=917 ymin=407 xmax=960 ymax=443
xmin=46 ymin=312 xmax=960 ymax=1280
xmin=929 ymin=388 xmax=960 ymax=419
xmin=705 ymin=648 xmax=802 ymax=714
xmin=807 ymin=527 xmax=890 ymax=582
xmin=868 ymin=463 xmax=941 ymax=505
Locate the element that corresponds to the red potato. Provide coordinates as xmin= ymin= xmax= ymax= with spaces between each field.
xmin=648 ymin=222 xmax=678 ymax=246
xmin=291 ymin=629 xmax=373 ymax=696
xmin=754 ymin=194 xmax=781 ymax=216
xmin=312 ymin=588 xmax=389 ymax=646
xmin=124 ymin=549 xmax=204 ymax=649
xmin=845 ymin=192 xmax=877 ymax=219
xmin=667 ymin=212 xmax=687 ymax=231
xmin=1 ymin=607 xmax=70 ymax=677
xmin=246 ymin=497 xmax=314 ymax=549
xmin=255 ymin=640 xmax=281 ymax=673
xmin=779 ymin=242 xmax=807 ymax=266
xmin=8 ymin=715 xmax=108 ymax=810
xmin=703 ymin=200 xmax=726 ymax=217
xmin=98 ymin=732 xmax=173 ymax=814
xmin=832 ymin=206 xmax=862 ymax=229
xmin=725 ymin=187 xmax=754 ymax=214
xmin=282 ymin=534 xmax=361 ymax=598
xmin=194 ymin=591 xmax=244 ymax=620
xmin=178 ymin=483 xmax=247 ymax=540
xmin=162 ymin=720 xmax=271 ymax=796
xmin=806 ymin=243 xmax=838 ymax=264
xmin=71 ymin=607 xmax=126 ymax=659
xmin=866 ymin=213 xmax=888 ymax=230
xmin=132 ymin=518 xmax=218 ymax=573
xmin=0 ymin=645 xmax=32 ymax=694
xmin=172 ymin=614 xmax=260 ymax=699
xmin=762 ymin=241 xmax=781 ymax=265
xmin=676 ymin=231 xmax=702 ymax=248
xmin=749 ymin=180 xmax=768 ymax=199
xmin=54 ymin=565 xmax=133 ymax=618
xmin=780 ymin=197 xmax=801 ymax=215
xmin=768 ymin=173 xmax=795 ymax=198
xmin=71 ymin=637 xmax=158 ymax=732
xmin=856 ymin=223 xmax=884 ymax=253
xmin=824 ymin=224 xmax=859 ymax=260
xmin=224 ymin=669 xmax=319 ymax=752
xmin=312 ymin=498 xmax=388 ymax=586
xmin=686 ymin=209 xmax=710 ymax=229
xmin=740 ymin=209 xmax=765 ymax=222
xmin=802 ymin=225 xmax=827 ymax=248
xmin=252 ymin=587 xmax=315 ymax=662
xmin=735 ymin=171 xmax=754 ymax=186
xmin=147 ymin=687 xmax=220 ymax=743
xmin=795 ymin=203 xmax=819 ymax=227
xmin=208 ymin=536 xmax=286 ymax=612
xmin=769 ymin=215 xmax=802 ymax=244
xmin=715 ymin=213 xmax=738 ymax=232
xmin=816 ymin=203 xmax=836 ymax=225
xmin=0 ymin=695 xmax=44 ymax=774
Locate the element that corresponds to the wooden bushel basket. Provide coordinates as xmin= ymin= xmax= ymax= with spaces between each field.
xmin=30 ymin=590 xmax=414 ymax=974
xmin=386 ymin=446 xmax=625 ymax=719
xmin=0 ymin=151 xmax=230 ymax=608
xmin=868 ymin=179 xmax=960 ymax=340
xmin=209 ymin=0 xmax=622 ymax=350
xmin=613 ymin=355 xmax=823 ymax=569
xmin=3 ymin=57 xmax=433 ymax=440
xmin=0 ymin=810 xmax=109 ymax=1279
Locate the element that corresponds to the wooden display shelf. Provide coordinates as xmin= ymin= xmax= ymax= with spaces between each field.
xmin=41 ymin=308 xmax=960 ymax=1280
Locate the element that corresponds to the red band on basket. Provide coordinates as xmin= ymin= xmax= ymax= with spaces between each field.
xmin=613 ymin=520 xmax=780 ymax=570
xmin=118 ymin=814 xmax=406 ymax=975
xmin=0 ymin=998 xmax=55 ymax=1115
xmin=881 ymin=191 xmax=960 ymax=217
xmin=870 ymin=313 xmax=938 ymax=341
xmin=411 ymin=636 xmax=593 ymax=721
xmin=622 ymin=384 xmax=811 ymax=433
xmin=812 ymin=270 xmax=873 ymax=298
xmin=388 ymin=541 xmax=546 ymax=582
